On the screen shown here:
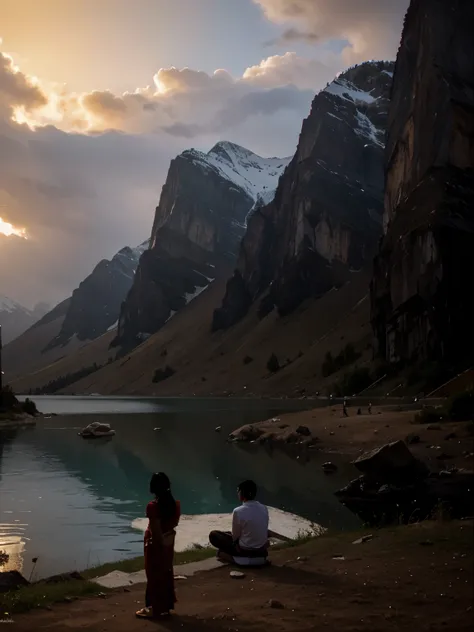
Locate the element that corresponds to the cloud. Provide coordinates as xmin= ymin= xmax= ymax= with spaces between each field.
xmin=0 ymin=52 xmax=47 ymax=114
xmin=243 ymin=52 xmax=335 ymax=90
xmin=0 ymin=46 xmax=329 ymax=306
xmin=254 ymin=0 xmax=409 ymax=63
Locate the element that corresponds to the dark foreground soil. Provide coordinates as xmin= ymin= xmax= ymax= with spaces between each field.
xmin=9 ymin=521 xmax=474 ymax=632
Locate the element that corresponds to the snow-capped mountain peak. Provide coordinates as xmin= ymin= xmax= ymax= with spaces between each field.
xmin=183 ymin=141 xmax=291 ymax=202
xmin=321 ymin=61 xmax=394 ymax=150
xmin=0 ymin=295 xmax=23 ymax=314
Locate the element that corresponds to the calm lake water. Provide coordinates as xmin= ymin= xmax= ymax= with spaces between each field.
xmin=0 ymin=397 xmax=360 ymax=579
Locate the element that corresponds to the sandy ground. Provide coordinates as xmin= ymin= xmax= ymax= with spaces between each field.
xmin=10 ymin=520 xmax=474 ymax=631
xmin=230 ymin=406 xmax=474 ymax=470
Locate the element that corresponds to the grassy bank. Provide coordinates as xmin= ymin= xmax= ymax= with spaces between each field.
xmin=1 ymin=547 xmax=217 ymax=615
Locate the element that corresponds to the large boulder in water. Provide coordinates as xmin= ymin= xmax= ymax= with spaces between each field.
xmin=352 ymin=440 xmax=428 ymax=484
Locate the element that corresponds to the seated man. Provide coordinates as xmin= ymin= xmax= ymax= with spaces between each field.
xmin=209 ymin=480 xmax=269 ymax=565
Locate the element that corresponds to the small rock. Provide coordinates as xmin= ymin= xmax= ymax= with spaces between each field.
xmin=230 ymin=571 xmax=245 ymax=579
xmin=373 ymin=429 xmax=379 ymax=435
xmin=353 ymin=534 xmax=373 ymax=545
xmin=215 ymin=426 xmax=222 ymax=432
xmin=123 ymin=587 xmax=131 ymax=592
xmin=153 ymin=427 xmax=161 ymax=431
xmin=419 ymin=540 xmax=434 ymax=546
xmin=332 ymin=556 xmax=345 ymax=561
xmin=174 ymin=575 xmax=187 ymax=580
xmin=322 ymin=461 xmax=338 ymax=473
xmin=97 ymin=592 xmax=107 ymax=599
xmin=297 ymin=556 xmax=308 ymax=562
xmin=296 ymin=425 xmax=311 ymax=436
xmin=406 ymin=433 xmax=421 ymax=445
xmin=269 ymin=599 xmax=285 ymax=609
xmin=329 ymin=431 xmax=335 ymax=436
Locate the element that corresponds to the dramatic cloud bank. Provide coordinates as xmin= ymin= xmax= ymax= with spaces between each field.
xmin=255 ymin=0 xmax=408 ymax=63
xmin=0 ymin=1 xmax=408 ymax=306
xmin=0 ymin=47 xmax=334 ymax=306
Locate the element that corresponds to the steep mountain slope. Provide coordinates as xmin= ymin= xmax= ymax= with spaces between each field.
xmin=47 ymin=241 xmax=148 ymax=349
xmin=2 ymin=241 xmax=146 ymax=382
xmin=213 ymin=61 xmax=393 ymax=330
xmin=11 ymin=268 xmax=371 ymax=397
xmin=371 ymin=0 xmax=474 ymax=368
xmin=115 ymin=141 xmax=290 ymax=349
xmin=0 ymin=296 xmax=50 ymax=344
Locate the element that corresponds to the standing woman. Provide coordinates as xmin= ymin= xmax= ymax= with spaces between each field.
xmin=136 ymin=472 xmax=181 ymax=619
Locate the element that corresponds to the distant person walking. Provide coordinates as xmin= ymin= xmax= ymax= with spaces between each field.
xmin=136 ymin=472 xmax=181 ymax=620
xmin=368 ymin=402 xmax=372 ymax=414
xmin=343 ymin=398 xmax=349 ymax=417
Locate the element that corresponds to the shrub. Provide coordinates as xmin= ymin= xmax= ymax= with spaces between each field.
xmin=322 ymin=352 xmax=335 ymax=377
xmin=32 ymin=363 xmax=103 ymax=395
xmin=243 ymin=355 xmax=253 ymax=365
xmin=322 ymin=343 xmax=361 ymax=378
xmin=446 ymin=389 xmax=474 ymax=421
xmin=152 ymin=365 xmax=176 ymax=384
xmin=414 ymin=407 xmax=446 ymax=424
xmin=333 ymin=367 xmax=372 ymax=397
xmin=21 ymin=398 xmax=39 ymax=416
xmin=267 ymin=353 xmax=280 ymax=373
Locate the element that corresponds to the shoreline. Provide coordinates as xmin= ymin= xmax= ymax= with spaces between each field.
xmin=227 ymin=405 xmax=474 ymax=466
xmin=3 ymin=520 xmax=473 ymax=629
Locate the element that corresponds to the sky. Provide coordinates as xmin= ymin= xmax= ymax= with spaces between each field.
xmin=0 ymin=0 xmax=409 ymax=308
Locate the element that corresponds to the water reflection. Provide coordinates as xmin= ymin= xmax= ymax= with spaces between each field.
xmin=1 ymin=401 xmax=359 ymax=578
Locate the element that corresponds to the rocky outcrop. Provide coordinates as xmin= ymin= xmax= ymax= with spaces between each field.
xmin=213 ymin=61 xmax=393 ymax=330
xmin=115 ymin=142 xmax=290 ymax=349
xmin=371 ymin=0 xmax=474 ymax=367
xmin=336 ymin=441 xmax=474 ymax=525
xmin=45 ymin=242 xmax=147 ymax=349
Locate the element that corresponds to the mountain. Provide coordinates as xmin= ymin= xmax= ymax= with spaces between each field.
xmin=46 ymin=241 xmax=148 ymax=349
xmin=371 ymin=0 xmax=474 ymax=369
xmin=0 ymin=296 xmax=50 ymax=344
xmin=114 ymin=141 xmax=291 ymax=349
xmin=213 ymin=61 xmax=393 ymax=330
xmin=2 ymin=241 xmax=146 ymax=382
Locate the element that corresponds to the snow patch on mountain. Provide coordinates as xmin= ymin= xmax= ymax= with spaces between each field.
xmin=183 ymin=141 xmax=291 ymax=203
xmin=0 ymin=295 xmax=22 ymax=314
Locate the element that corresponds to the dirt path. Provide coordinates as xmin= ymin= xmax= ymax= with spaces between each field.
xmin=9 ymin=521 xmax=473 ymax=631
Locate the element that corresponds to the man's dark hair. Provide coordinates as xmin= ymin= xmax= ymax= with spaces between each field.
xmin=238 ymin=479 xmax=257 ymax=500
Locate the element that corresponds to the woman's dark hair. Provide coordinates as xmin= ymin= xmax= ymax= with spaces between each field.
xmin=238 ymin=479 xmax=257 ymax=501
xmin=150 ymin=472 xmax=176 ymax=521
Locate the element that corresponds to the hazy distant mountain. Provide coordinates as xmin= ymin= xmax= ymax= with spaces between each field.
xmin=0 ymin=296 xmax=50 ymax=344
xmin=45 ymin=241 xmax=149 ymax=349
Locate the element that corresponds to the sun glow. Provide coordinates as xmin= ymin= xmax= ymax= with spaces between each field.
xmin=0 ymin=216 xmax=28 ymax=239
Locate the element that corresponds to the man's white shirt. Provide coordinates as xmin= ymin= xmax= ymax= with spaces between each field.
xmin=232 ymin=500 xmax=269 ymax=549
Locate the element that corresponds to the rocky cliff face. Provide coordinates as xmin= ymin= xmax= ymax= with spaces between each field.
xmin=371 ymin=0 xmax=474 ymax=367
xmin=213 ymin=61 xmax=393 ymax=330
xmin=115 ymin=142 xmax=290 ymax=349
xmin=46 ymin=242 xmax=147 ymax=349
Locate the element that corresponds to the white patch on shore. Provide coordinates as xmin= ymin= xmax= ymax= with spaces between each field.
xmin=131 ymin=507 xmax=323 ymax=551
